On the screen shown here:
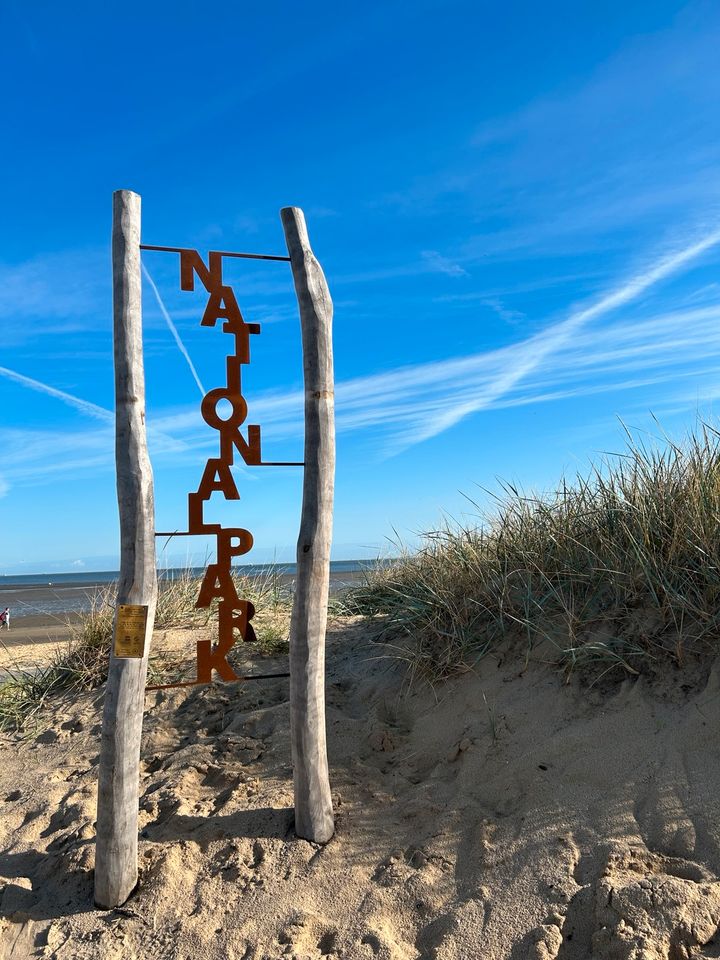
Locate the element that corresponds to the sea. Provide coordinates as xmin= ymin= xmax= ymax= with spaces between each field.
xmin=0 ymin=560 xmax=379 ymax=619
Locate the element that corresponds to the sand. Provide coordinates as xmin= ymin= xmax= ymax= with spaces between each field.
xmin=0 ymin=617 xmax=78 ymax=677
xmin=2 ymin=618 xmax=720 ymax=958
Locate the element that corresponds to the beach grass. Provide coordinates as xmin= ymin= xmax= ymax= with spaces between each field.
xmin=7 ymin=418 xmax=715 ymax=727
xmin=344 ymin=422 xmax=720 ymax=683
xmin=233 ymin=567 xmax=294 ymax=657
xmin=0 ymin=568 xmax=294 ymax=732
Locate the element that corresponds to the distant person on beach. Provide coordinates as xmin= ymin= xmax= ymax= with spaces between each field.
xmin=0 ymin=607 xmax=8 ymax=630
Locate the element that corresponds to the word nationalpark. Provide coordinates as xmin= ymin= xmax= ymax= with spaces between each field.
xmin=176 ymin=250 xmax=297 ymax=682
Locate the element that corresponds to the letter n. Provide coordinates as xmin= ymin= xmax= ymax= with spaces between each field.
xmin=221 ymin=425 xmax=263 ymax=465
xmin=180 ymin=250 xmax=223 ymax=292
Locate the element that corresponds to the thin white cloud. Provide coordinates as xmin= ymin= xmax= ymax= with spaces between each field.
xmin=9 ymin=292 xmax=720 ymax=488
xmin=421 ymin=250 xmax=469 ymax=277
xmin=482 ymin=298 xmax=524 ymax=325
xmin=148 ymin=292 xmax=720 ymax=458
xmin=0 ymin=249 xmax=107 ymax=330
xmin=0 ymin=417 xmax=188 ymax=487
xmin=141 ymin=262 xmax=206 ymax=397
xmin=0 ymin=365 xmax=187 ymax=471
xmin=395 ymin=226 xmax=720 ymax=450
xmin=0 ymin=426 xmax=115 ymax=485
xmin=6 ymin=226 xmax=720 ymax=491
xmin=0 ymin=365 xmax=114 ymax=422
xmin=374 ymin=11 xmax=720 ymax=274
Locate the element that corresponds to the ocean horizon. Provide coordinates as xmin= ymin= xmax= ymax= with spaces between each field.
xmin=0 ymin=560 xmax=388 ymax=618
xmin=0 ymin=558 xmax=385 ymax=588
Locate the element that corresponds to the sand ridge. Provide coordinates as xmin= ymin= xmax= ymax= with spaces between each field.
xmin=2 ymin=617 xmax=720 ymax=958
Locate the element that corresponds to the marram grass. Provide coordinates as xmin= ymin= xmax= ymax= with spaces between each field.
xmin=345 ymin=422 xmax=720 ymax=683
xmin=0 ymin=567 xmax=294 ymax=733
xmin=5 ymin=420 xmax=719 ymax=729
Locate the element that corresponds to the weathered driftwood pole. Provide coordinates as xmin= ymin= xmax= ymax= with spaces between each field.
xmin=95 ymin=190 xmax=158 ymax=908
xmin=281 ymin=207 xmax=335 ymax=843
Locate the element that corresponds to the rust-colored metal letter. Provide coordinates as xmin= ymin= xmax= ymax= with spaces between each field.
xmin=217 ymin=528 xmax=254 ymax=564
xmin=188 ymin=492 xmax=221 ymax=533
xmin=201 ymin=285 xmax=244 ymax=328
xmin=220 ymin=424 xmax=263 ymax=465
xmin=219 ymin=599 xmax=257 ymax=645
xmin=196 ymin=636 xmax=238 ymax=683
xmin=180 ymin=250 xmax=224 ymax=292
xmin=195 ymin=458 xmax=241 ymax=500
xmin=201 ymin=387 xmax=249 ymax=431
xmin=196 ymin=563 xmax=241 ymax=608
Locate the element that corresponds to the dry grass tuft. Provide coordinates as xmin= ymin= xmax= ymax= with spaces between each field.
xmin=0 ymin=567 xmax=294 ymax=732
xmin=232 ymin=567 xmax=294 ymax=657
xmin=344 ymin=422 xmax=720 ymax=683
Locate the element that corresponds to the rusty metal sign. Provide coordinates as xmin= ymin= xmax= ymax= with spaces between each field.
xmin=114 ymin=604 xmax=148 ymax=658
xmin=145 ymin=244 xmax=299 ymax=688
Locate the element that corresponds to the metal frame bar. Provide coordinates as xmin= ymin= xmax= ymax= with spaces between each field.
xmin=146 ymin=670 xmax=290 ymax=692
xmin=140 ymin=244 xmax=291 ymax=262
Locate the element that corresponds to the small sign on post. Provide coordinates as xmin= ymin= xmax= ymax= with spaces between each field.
xmin=113 ymin=605 xmax=148 ymax=658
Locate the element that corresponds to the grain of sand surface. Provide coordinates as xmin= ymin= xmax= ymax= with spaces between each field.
xmin=2 ymin=617 xmax=720 ymax=958
xmin=0 ymin=617 xmax=78 ymax=677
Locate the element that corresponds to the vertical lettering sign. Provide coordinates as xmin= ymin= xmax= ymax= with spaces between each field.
xmin=147 ymin=244 xmax=301 ymax=686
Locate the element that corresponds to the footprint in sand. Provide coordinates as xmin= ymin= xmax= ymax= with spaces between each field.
xmin=524 ymin=845 xmax=720 ymax=959
xmin=634 ymin=782 xmax=697 ymax=860
xmin=40 ymin=801 xmax=83 ymax=838
xmin=209 ymin=839 xmax=270 ymax=892
xmin=277 ymin=911 xmax=340 ymax=957
xmin=360 ymin=931 xmax=383 ymax=956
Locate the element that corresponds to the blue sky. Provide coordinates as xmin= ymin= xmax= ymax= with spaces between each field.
xmin=2 ymin=0 xmax=720 ymax=573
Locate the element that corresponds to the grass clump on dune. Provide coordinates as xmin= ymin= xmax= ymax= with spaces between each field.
xmin=0 ymin=586 xmax=118 ymax=732
xmin=0 ymin=567 xmax=294 ymax=732
xmin=232 ymin=567 xmax=294 ymax=657
xmin=346 ymin=423 xmax=720 ymax=683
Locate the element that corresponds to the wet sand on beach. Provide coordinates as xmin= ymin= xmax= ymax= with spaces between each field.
xmin=0 ymin=571 xmax=364 ymax=622
xmin=0 ymin=581 xmax=105 ymax=621
xmin=0 ymin=582 xmax=91 ymax=670
xmin=0 ymin=571 xmax=366 ymax=675
xmin=0 ymin=615 xmax=79 ymax=673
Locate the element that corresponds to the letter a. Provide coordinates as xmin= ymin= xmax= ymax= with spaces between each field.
xmin=196 ymin=563 xmax=240 ymax=609
xmin=201 ymin=286 xmax=243 ymax=329
xmin=195 ymin=459 xmax=241 ymax=501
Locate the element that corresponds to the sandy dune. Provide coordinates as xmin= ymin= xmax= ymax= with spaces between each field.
xmin=0 ymin=617 xmax=80 ymax=680
xmin=2 ymin=618 xmax=720 ymax=958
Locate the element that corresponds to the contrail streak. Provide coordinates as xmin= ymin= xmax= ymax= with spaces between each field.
xmin=0 ymin=365 xmax=187 ymax=452
xmin=142 ymin=262 xmax=206 ymax=397
xmin=0 ymin=365 xmax=114 ymax=422
xmin=403 ymin=225 xmax=720 ymax=448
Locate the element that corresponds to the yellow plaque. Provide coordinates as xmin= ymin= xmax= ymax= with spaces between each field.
xmin=114 ymin=604 xmax=148 ymax=658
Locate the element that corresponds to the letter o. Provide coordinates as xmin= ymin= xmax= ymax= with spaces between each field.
xmin=201 ymin=388 xmax=248 ymax=430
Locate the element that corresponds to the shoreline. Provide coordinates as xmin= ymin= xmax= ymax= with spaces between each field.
xmin=0 ymin=583 xmax=106 ymax=624
xmin=0 ymin=570 xmax=366 ymax=658
xmin=0 ymin=616 xmax=79 ymax=674
xmin=0 ymin=570 xmax=366 ymax=620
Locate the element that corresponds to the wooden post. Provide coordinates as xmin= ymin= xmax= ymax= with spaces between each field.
xmin=281 ymin=207 xmax=335 ymax=843
xmin=95 ymin=190 xmax=158 ymax=908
